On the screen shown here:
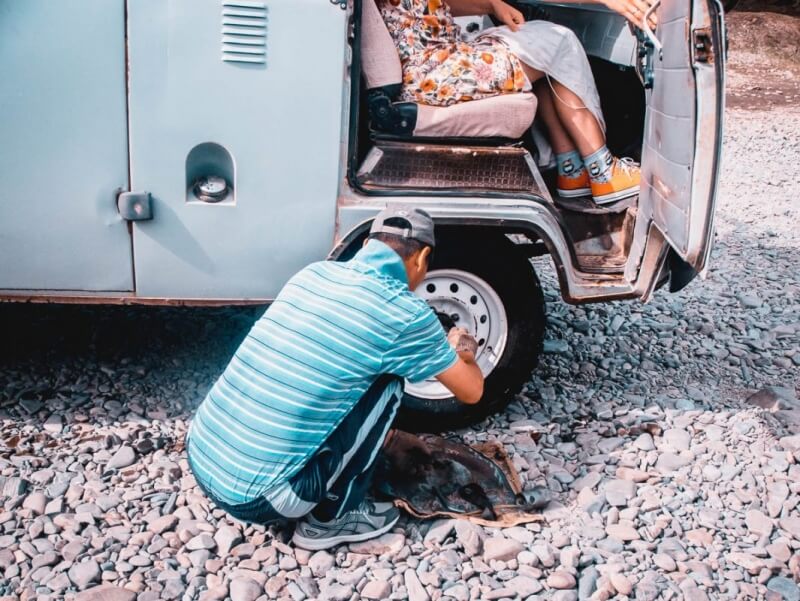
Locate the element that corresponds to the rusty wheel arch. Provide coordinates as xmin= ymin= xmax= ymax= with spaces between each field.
xmin=329 ymin=218 xmax=573 ymax=299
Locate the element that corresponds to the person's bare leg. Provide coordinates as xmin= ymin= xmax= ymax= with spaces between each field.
xmin=531 ymin=80 xmax=592 ymax=196
xmin=521 ymin=64 xmax=639 ymax=203
xmin=532 ymin=80 xmax=575 ymax=155
xmin=522 ymin=64 xmax=604 ymax=156
xmin=547 ymin=80 xmax=605 ymax=157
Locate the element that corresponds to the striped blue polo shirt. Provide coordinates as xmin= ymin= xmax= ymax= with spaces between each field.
xmin=187 ymin=240 xmax=457 ymax=505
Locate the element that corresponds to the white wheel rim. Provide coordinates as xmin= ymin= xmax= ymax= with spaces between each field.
xmin=406 ymin=269 xmax=509 ymax=400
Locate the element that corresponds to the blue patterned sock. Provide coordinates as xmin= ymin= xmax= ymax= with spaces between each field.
xmin=583 ymin=146 xmax=615 ymax=183
xmin=556 ymin=150 xmax=585 ymax=178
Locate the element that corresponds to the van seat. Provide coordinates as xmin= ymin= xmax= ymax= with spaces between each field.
xmin=361 ymin=0 xmax=537 ymax=140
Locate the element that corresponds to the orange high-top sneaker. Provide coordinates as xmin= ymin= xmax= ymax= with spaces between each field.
xmin=591 ymin=158 xmax=641 ymax=205
xmin=556 ymin=168 xmax=591 ymax=198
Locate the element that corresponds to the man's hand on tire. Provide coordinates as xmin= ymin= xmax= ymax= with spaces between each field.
xmin=447 ymin=327 xmax=479 ymax=362
xmin=438 ymin=327 xmax=484 ymax=404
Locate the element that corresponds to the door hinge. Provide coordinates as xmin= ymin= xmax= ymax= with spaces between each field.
xmin=633 ymin=27 xmax=656 ymax=90
xmin=692 ymin=27 xmax=714 ymax=64
xmin=117 ymin=191 xmax=153 ymax=221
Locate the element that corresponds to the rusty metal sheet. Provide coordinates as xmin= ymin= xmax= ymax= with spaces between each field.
xmin=375 ymin=431 xmax=548 ymax=527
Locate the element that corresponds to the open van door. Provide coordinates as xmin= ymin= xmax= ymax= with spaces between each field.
xmin=627 ymin=0 xmax=725 ymax=295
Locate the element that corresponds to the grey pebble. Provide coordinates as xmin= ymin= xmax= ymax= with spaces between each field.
xmin=106 ymin=445 xmax=137 ymax=471
xmin=767 ymin=576 xmax=800 ymax=601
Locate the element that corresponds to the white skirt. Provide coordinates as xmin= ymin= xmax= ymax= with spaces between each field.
xmin=478 ymin=21 xmax=606 ymax=133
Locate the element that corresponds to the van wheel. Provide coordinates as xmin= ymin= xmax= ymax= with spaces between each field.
xmin=397 ymin=233 xmax=545 ymax=432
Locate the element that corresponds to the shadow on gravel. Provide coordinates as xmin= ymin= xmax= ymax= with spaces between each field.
xmin=0 ymin=304 xmax=263 ymax=423
xmin=0 ymin=304 xmax=262 ymax=363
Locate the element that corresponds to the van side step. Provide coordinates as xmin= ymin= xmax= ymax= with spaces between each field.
xmin=355 ymin=141 xmax=550 ymax=198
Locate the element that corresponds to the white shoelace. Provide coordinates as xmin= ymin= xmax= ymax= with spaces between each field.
xmin=616 ymin=157 xmax=640 ymax=175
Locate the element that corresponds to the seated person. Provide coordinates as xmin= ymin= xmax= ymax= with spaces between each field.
xmin=378 ymin=0 xmax=653 ymax=204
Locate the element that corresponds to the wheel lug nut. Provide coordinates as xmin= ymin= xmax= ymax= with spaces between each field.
xmin=451 ymin=314 xmax=459 ymax=322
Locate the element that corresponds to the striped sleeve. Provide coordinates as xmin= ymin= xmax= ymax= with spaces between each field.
xmin=381 ymin=304 xmax=458 ymax=383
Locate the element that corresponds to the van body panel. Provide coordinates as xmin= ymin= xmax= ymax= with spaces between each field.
xmin=126 ymin=0 xmax=347 ymax=298
xmin=0 ymin=0 xmax=133 ymax=292
xmin=0 ymin=0 xmax=724 ymax=305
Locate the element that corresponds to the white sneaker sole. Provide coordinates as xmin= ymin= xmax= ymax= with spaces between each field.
xmin=592 ymin=184 xmax=640 ymax=205
xmin=291 ymin=513 xmax=400 ymax=551
xmin=556 ymin=187 xmax=591 ymax=198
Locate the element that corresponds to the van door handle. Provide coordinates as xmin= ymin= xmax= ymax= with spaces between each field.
xmin=117 ymin=191 xmax=153 ymax=221
xmin=641 ymin=0 xmax=662 ymax=54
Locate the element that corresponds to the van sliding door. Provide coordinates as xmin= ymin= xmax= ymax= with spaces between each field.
xmin=126 ymin=0 xmax=348 ymax=299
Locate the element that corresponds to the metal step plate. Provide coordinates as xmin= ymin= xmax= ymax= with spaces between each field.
xmin=355 ymin=141 xmax=550 ymax=198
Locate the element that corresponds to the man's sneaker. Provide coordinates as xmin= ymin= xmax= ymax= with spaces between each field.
xmin=556 ymin=167 xmax=591 ymax=198
xmin=591 ymin=157 xmax=641 ymax=204
xmin=292 ymin=500 xmax=400 ymax=550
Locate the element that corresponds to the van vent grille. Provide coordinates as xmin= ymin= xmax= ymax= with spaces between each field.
xmin=221 ymin=1 xmax=268 ymax=65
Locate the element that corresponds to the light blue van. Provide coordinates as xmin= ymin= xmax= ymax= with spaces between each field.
xmin=0 ymin=0 xmax=724 ymax=428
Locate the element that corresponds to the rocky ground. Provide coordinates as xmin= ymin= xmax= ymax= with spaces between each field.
xmin=2 ymin=23 xmax=800 ymax=601
xmin=725 ymin=8 xmax=800 ymax=110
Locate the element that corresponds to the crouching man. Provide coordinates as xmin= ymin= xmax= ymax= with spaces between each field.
xmin=186 ymin=206 xmax=484 ymax=550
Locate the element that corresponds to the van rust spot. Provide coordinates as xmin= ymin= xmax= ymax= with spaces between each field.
xmin=692 ymin=27 xmax=714 ymax=64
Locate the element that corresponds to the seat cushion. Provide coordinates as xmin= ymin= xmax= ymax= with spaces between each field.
xmin=414 ymin=93 xmax=537 ymax=139
xmin=361 ymin=0 xmax=403 ymax=89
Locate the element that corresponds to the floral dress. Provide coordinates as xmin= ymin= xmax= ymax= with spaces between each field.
xmin=379 ymin=0 xmax=529 ymax=106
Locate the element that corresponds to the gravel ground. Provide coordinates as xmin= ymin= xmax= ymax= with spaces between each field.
xmin=1 ymin=110 xmax=800 ymax=600
xmin=725 ymin=10 xmax=800 ymax=110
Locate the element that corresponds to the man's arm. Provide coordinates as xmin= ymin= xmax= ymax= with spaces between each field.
xmin=436 ymin=354 xmax=484 ymax=405
xmin=435 ymin=328 xmax=484 ymax=405
xmin=381 ymin=313 xmax=484 ymax=405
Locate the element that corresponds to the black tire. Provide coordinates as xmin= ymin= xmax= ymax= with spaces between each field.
xmin=397 ymin=232 xmax=546 ymax=432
